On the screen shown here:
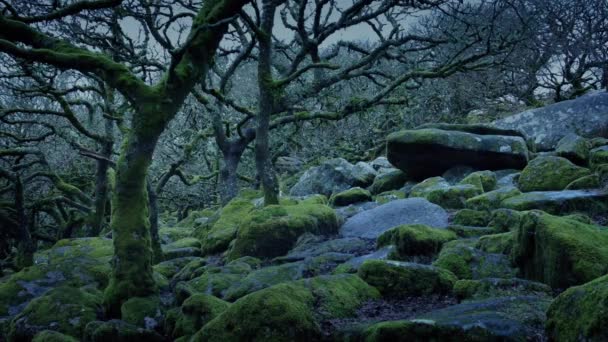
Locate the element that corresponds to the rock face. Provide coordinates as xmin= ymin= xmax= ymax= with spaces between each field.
xmin=340 ymin=198 xmax=449 ymax=239
xmin=290 ymin=158 xmax=376 ymax=197
xmin=387 ymin=126 xmax=529 ymax=180
xmin=493 ymin=91 xmax=608 ymax=150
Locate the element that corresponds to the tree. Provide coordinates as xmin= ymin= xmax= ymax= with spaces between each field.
xmin=0 ymin=0 xmax=249 ymax=314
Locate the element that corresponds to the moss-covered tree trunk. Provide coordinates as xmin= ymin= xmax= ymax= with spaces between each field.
xmin=147 ymin=179 xmax=163 ymax=263
xmin=103 ymin=128 xmax=161 ymax=316
xmin=256 ymin=0 xmax=281 ymax=206
xmin=15 ymin=176 xmax=34 ymax=269
xmin=90 ymin=138 xmax=113 ymax=236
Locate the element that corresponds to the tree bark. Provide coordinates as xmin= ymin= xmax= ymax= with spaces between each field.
xmin=90 ymin=135 xmax=113 ymax=236
xmin=15 ymin=176 xmax=34 ymax=269
xmin=256 ymin=0 xmax=282 ymax=206
xmin=147 ymin=179 xmax=162 ymax=263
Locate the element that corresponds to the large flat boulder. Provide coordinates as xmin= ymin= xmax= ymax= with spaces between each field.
xmin=493 ymin=91 xmax=608 ymax=150
xmin=340 ymin=198 xmax=448 ymax=239
xmin=500 ymin=189 xmax=608 ymax=215
xmin=387 ymin=127 xmax=529 ymax=180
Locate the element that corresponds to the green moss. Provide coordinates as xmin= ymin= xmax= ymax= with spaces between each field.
xmin=465 ymin=186 xmax=522 ymax=211
xmin=447 ymin=225 xmax=495 ymax=238
xmin=488 ymin=208 xmax=523 ymax=232
xmin=83 ymin=319 xmax=164 ymax=341
xmin=555 ymin=134 xmax=590 ymax=165
xmin=511 ymin=211 xmax=608 ymax=288
xmin=459 ymin=170 xmax=497 ymax=192
xmin=164 ymin=237 xmax=201 ymax=250
xmin=226 ymin=203 xmax=338 ymax=260
xmin=373 ymin=190 xmax=406 ymax=204
xmin=170 ymin=294 xmax=229 ymax=339
xmin=410 ymin=177 xmax=482 ymax=209
xmin=153 ymin=257 xmax=204 ymax=279
xmin=433 ymin=240 xmax=474 ymax=279
xmin=361 ymin=320 xmax=466 ymax=341
xmin=565 ymin=174 xmax=600 ymax=190
xmin=518 ymin=156 xmax=591 ymax=191
xmin=298 ymin=194 xmax=328 ymax=205
xmin=358 ymin=260 xmax=456 ymax=297
xmin=476 ymin=232 xmax=513 ymax=255
xmin=368 ymin=170 xmax=408 ymax=195
xmin=196 ymin=275 xmax=377 ymax=341
xmin=590 ymin=146 xmax=608 ymax=169
xmin=452 ymin=209 xmax=490 ymax=227
xmin=159 ymin=227 xmax=195 ymax=244
xmin=120 ymin=296 xmax=161 ymax=328
xmin=8 ymin=287 xmax=102 ymax=341
xmin=377 ymin=224 xmax=457 ymax=259
xmin=453 ymin=278 xmax=551 ymax=300
xmin=546 ymin=274 xmax=608 ymax=341
xmin=196 ymin=194 xmax=256 ymax=255
xmin=330 ymin=187 xmax=372 ymax=206
xmin=223 ymin=262 xmax=305 ymax=301
xmin=32 ymin=330 xmax=79 ymax=342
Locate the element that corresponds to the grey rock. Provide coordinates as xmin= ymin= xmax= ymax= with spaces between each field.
xmin=340 ymin=198 xmax=449 ymax=239
xmin=494 ymin=91 xmax=608 ymax=150
xmin=387 ymin=127 xmax=529 ymax=180
xmin=290 ymin=158 xmax=376 ymax=197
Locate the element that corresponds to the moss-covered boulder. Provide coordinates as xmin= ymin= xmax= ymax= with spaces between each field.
xmin=223 ymin=262 xmax=308 ymax=301
xmin=590 ymin=146 xmax=608 ymax=169
xmin=511 ymin=211 xmax=608 ymax=288
xmin=377 ymin=224 xmax=457 ymax=259
xmin=329 ymin=187 xmax=372 ymax=206
xmin=500 ymin=189 xmax=608 ymax=215
xmin=565 ymin=174 xmax=601 ymax=190
xmin=368 ymin=169 xmax=408 ymax=195
xmin=410 ymin=177 xmax=482 ymax=209
xmin=8 ymin=287 xmax=102 ymax=341
xmin=153 ymin=256 xmax=204 ymax=279
xmin=0 ymin=238 xmax=112 ymax=320
xmin=120 ymin=296 xmax=161 ymax=329
xmin=84 ymin=320 xmax=164 ymax=342
xmin=454 ymin=277 xmax=551 ymax=300
xmin=386 ymin=127 xmax=529 ymax=180
xmin=488 ymin=208 xmax=522 ymax=232
xmin=447 ymin=225 xmax=495 ymax=238
xmin=433 ymin=239 xmax=517 ymax=280
xmin=518 ymin=156 xmax=591 ymax=192
xmin=227 ymin=203 xmax=338 ymax=260
xmin=465 ymin=186 xmax=522 ymax=211
xmin=174 ymin=259 xmax=255 ymax=302
xmin=358 ymin=260 xmax=456 ymax=297
xmin=555 ymin=133 xmax=590 ymax=165
xmin=196 ymin=192 xmax=257 ymax=255
xmin=31 ymin=330 xmax=79 ymax=342
xmin=546 ymin=274 xmax=608 ymax=341
xmin=476 ymin=232 xmax=514 ymax=255
xmin=459 ymin=170 xmax=497 ymax=192
xmin=165 ymin=294 xmax=229 ymax=340
xmin=195 ymin=274 xmax=379 ymax=341
xmin=360 ymin=320 xmax=468 ymax=341
xmin=452 ymin=209 xmax=491 ymax=227
xmin=159 ymin=227 xmax=195 ymax=245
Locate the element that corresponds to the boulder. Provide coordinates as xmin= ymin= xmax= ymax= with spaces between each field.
xmin=500 ymin=189 xmax=608 ymax=215
xmin=433 ymin=239 xmax=517 ymax=280
xmin=459 ymin=170 xmax=497 ymax=192
xmin=195 ymin=191 xmax=257 ymax=255
xmin=120 ymin=296 xmax=162 ymax=329
xmin=387 ymin=126 xmax=529 ymax=180
xmin=289 ymin=158 xmax=376 ymax=197
xmin=452 ymin=209 xmax=491 ymax=227
xmin=517 ymin=156 xmax=591 ymax=191
xmin=377 ymin=224 xmax=457 ymax=259
xmin=546 ymin=274 xmax=608 ymax=341
xmin=590 ymin=146 xmax=608 ymax=169
xmin=358 ymin=260 xmax=456 ymax=297
xmin=275 ymin=235 xmax=369 ymax=263
xmin=465 ymin=186 xmax=522 ymax=211
xmin=511 ymin=211 xmax=608 ymax=288
xmin=340 ymin=198 xmax=449 ymax=239
xmin=454 ymin=277 xmax=550 ymax=301
xmin=329 ymin=187 xmax=372 ymax=206
xmin=84 ymin=320 xmax=164 ymax=342
xmin=565 ymin=174 xmax=601 ymax=190
xmin=164 ymin=294 xmax=229 ymax=340
xmin=7 ymin=287 xmax=102 ymax=341
xmin=555 ymin=133 xmax=590 ymax=165
xmin=493 ymin=91 xmax=608 ymax=150
xmin=409 ymin=177 xmax=482 ymax=209
xmin=195 ymin=275 xmax=379 ymax=341
xmin=367 ymin=169 xmax=408 ymax=194
xmin=227 ymin=203 xmax=339 ymax=260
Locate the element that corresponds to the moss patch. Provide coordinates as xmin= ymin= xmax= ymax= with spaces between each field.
xmin=377 ymin=224 xmax=457 ymax=259
xmin=518 ymin=156 xmax=591 ymax=191
xmin=329 ymin=187 xmax=372 ymax=206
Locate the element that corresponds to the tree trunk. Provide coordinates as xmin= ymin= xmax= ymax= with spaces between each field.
xmin=147 ymin=179 xmax=163 ymax=263
xmin=256 ymin=0 xmax=281 ymax=206
xmin=15 ymin=176 xmax=34 ymax=269
xmin=90 ymin=138 xmax=113 ymax=236
xmin=103 ymin=131 xmax=159 ymax=316
xmin=220 ymin=152 xmax=240 ymax=205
